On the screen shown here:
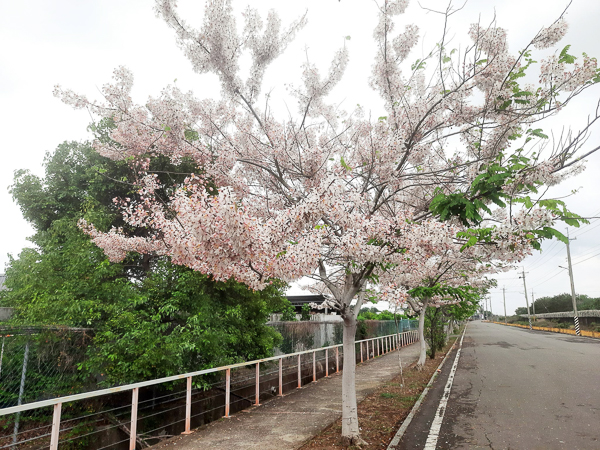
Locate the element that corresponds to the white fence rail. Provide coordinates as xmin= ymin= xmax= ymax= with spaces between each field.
xmin=0 ymin=330 xmax=419 ymax=449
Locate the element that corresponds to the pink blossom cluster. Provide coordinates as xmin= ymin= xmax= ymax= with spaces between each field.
xmin=55 ymin=0 xmax=599 ymax=315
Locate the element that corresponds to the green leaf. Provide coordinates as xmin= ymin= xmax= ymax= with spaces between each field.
xmin=340 ymin=156 xmax=351 ymax=171
xmin=558 ymin=45 xmax=576 ymax=64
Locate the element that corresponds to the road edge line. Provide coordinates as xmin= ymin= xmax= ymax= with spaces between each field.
xmin=423 ymin=325 xmax=466 ymax=449
xmin=387 ymin=325 xmax=468 ymax=450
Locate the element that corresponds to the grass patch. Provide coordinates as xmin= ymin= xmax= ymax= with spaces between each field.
xmin=379 ymin=392 xmax=397 ymax=399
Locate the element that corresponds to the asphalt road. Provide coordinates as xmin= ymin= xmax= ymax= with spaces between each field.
xmin=397 ymin=321 xmax=600 ymax=450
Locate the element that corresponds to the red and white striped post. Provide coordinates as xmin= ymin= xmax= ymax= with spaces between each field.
xmin=182 ymin=376 xmax=192 ymax=434
xmin=312 ymin=351 xmax=316 ymax=382
xmin=255 ymin=363 xmax=261 ymax=405
xmin=130 ymin=388 xmax=139 ymax=450
xmin=224 ymin=368 xmax=231 ymax=418
xmin=49 ymin=402 xmax=62 ymax=450
xmin=297 ymin=355 xmax=302 ymax=388
xmin=325 ymin=349 xmax=329 ymax=377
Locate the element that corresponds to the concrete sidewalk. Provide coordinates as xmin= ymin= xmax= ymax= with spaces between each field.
xmin=150 ymin=343 xmax=421 ymax=450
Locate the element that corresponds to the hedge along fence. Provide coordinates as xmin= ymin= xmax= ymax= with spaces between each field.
xmin=269 ymin=319 xmax=418 ymax=355
xmin=492 ymin=321 xmax=600 ymax=339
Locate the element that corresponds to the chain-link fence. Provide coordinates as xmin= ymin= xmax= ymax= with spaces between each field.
xmin=0 ymin=324 xmax=418 ymax=449
xmin=0 ymin=327 xmax=94 ymax=448
xmin=0 ymin=327 xmax=92 ymax=409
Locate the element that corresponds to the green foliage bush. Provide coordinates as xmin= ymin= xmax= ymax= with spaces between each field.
xmin=0 ymin=136 xmax=288 ymax=389
xmin=280 ymin=304 xmax=298 ymax=321
xmin=300 ymin=303 xmax=311 ymax=321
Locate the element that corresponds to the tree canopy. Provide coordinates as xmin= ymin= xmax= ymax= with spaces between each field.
xmin=53 ymin=0 xmax=600 ymax=443
xmin=1 ymin=138 xmax=288 ymax=385
xmin=515 ymin=293 xmax=600 ymax=315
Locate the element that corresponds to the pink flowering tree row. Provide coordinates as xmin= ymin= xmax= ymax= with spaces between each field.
xmin=55 ymin=0 xmax=599 ymax=444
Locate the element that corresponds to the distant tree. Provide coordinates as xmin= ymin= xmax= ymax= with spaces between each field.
xmin=515 ymin=306 xmax=529 ymax=315
xmin=532 ymin=293 xmax=600 ymax=313
xmin=424 ymin=297 xmax=479 ymax=359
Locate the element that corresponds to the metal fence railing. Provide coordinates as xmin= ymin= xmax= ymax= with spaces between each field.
xmin=0 ymin=329 xmax=419 ymax=449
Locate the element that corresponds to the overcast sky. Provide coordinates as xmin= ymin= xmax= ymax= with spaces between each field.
xmin=1 ymin=0 xmax=599 ymax=315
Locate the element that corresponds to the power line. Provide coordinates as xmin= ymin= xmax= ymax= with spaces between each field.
xmin=572 ymin=251 xmax=600 ymax=266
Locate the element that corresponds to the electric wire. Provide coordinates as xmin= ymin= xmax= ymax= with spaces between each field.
xmin=572 ymin=251 xmax=600 ymax=266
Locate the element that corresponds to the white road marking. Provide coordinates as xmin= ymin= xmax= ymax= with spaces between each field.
xmin=423 ymin=327 xmax=466 ymax=449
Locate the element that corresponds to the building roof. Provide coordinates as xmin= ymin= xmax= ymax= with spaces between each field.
xmin=285 ymin=295 xmax=326 ymax=306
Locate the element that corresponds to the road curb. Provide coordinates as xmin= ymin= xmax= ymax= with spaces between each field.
xmin=387 ymin=325 xmax=467 ymax=450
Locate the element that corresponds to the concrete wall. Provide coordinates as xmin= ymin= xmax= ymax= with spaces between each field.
xmin=0 ymin=307 xmax=14 ymax=321
xmin=268 ymin=319 xmax=416 ymax=355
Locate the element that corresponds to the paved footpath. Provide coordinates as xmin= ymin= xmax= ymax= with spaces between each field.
xmin=150 ymin=342 xmax=421 ymax=450
xmin=395 ymin=321 xmax=600 ymax=450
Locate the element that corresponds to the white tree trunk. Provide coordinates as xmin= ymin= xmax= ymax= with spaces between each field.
xmin=417 ymin=306 xmax=427 ymax=367
xmin=341 ymin=315 xmax=362 ymax=445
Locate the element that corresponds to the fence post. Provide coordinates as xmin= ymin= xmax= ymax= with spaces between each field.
xmin=366 ymin=340 xmax=369 ymax=360
xmin=183 ymin=376 xmax=192 ymax=434
xmin=12 ymin=340 xmax=30 ymax=446
xmin=49 ymin=402 xmax=62 ymax=450
xmin=297 ymin=355 xmax=302 ymax=388
xmin=336 ymin=347 xmax=339 ymax=373
xmin=0 ymin=336 xmax=4 ymax=379
xmin=278 ymin=358 xmax=283 ymax=396
xmin=256 ymin=362 xmax=261 ymax=405
xmin=377 ymin=338 xmax=380 ymax=357
xmin=360 ymin=341 xmax=363 ymax=363
xmin=312 ymin=351 xmax=316 ymax=382
xmin=325 ymin=349 xmax=329 ymax=377
xmin=130 ymin=388 xmax=139 ymax=450
xmin=224 ymin=368 xmax=231 ymax=418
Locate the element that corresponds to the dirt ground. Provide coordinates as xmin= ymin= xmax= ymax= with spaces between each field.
xmin=298 ymin=338 xmax=457 ymax=450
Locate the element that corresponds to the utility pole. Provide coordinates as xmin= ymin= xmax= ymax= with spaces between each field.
xmin=531 ymin=290 xmax=536 ymax=321
xmin=520 ymin=268 xmax=532 ymax=330
xmin=503 ymin=287 xmax=507 ymax=325
xmin=489 ymin=295 xmax=493 ymax=320
xmin=564 ymin=229 xmax=581 ymax=336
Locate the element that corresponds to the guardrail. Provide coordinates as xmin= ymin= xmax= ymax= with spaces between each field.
xmin=491 ymin=321 xmax=600 ymax=339
xmin=518 ymin=310 xmax=600 ymax=319
xmin=0 ymin=329 xmax=419 ymax=449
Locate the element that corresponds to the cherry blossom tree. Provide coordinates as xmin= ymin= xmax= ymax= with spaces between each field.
xmin=55 ymin=0 xmax=600 ymax=444
xmin=377 ymin=227 xmax=495 ymax=367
